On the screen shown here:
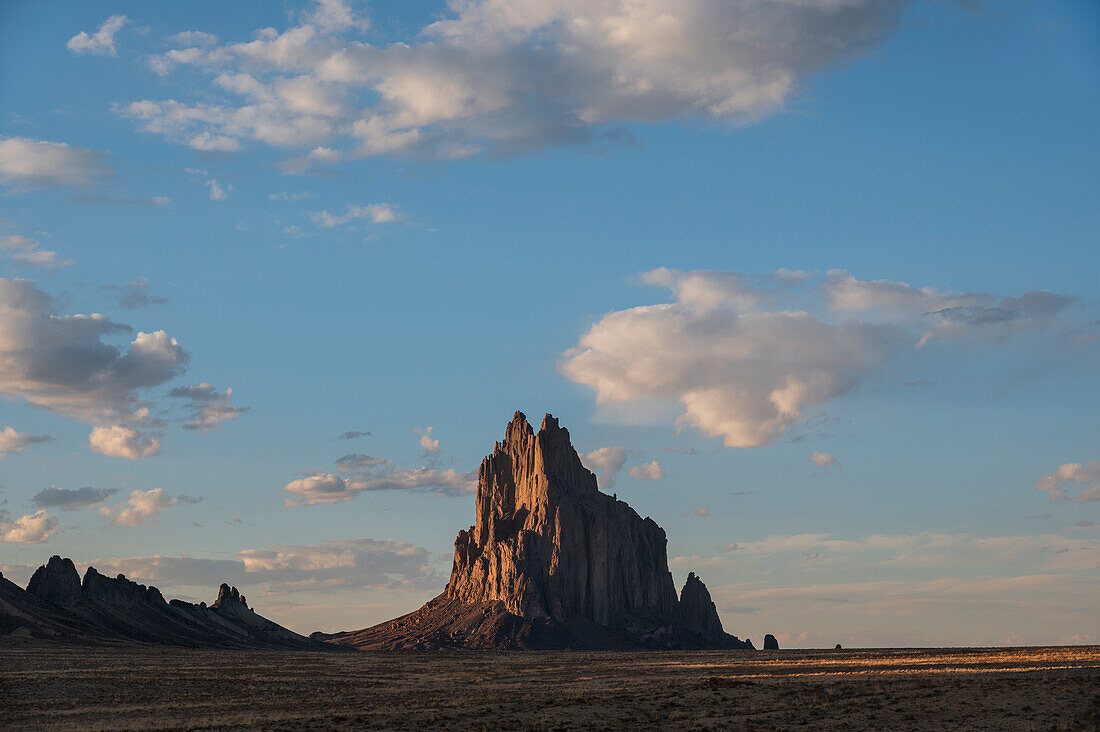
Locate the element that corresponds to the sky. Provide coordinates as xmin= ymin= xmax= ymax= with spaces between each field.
xmin=0 ymin=0 xmax=1098 ymax=648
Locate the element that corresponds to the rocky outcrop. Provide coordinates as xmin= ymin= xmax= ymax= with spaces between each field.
xmin=678 ymin=572 xmax=725 ymax=639
xmin=447 ymin=413 xmax=678 ymax=625
xmin=763 ymin=634 xmax=779 ymax=650
xmin=3 ymin=557 xmax=324 ymax=650
xmin=213 ymin=584 xmax=248 ymax=610
xmin=26 ymin=556 xmax=83 ymax=607
xmin=82 ymin=567 xmax=167 ymax=608
xmin=327 ymin=412 xmax=753 ymax=650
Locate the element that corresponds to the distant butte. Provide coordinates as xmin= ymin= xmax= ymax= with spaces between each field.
xmin=320 ymin=411 xmax=755 ymax=650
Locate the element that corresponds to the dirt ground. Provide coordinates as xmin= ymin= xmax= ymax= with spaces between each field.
xmin=2 ymin=644 xmax=1098 ymax=730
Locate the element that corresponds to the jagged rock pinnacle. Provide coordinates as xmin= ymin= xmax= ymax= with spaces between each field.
xmin=26 ymin=556 xmax=82 ymax=607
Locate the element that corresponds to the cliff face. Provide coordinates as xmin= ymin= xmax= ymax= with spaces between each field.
xmin=447 ymin=412 xmax=678 ymax=625
xmin=678 ymin=572 xmax=725 ymax=639
xmin=327 ymin=412 xmax=753 ymax=650
xmin=26 ymin=556 xmax=83 ymax=607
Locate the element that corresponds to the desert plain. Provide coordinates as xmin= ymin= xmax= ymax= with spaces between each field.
xmin=3 ymin=643 xmax=1098 ymax=730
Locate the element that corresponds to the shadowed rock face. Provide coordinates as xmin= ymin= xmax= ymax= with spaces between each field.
xmin=82 ymin=567 xmax=167 ymax=608
xmin=326 ymin=412 xmax=753 ymax=650
xmin=5 ymin=558 xmax=323 ymax=650
xmin=678 ymin=572 xmax=725 ymax=638
xmin=26 ymin=556 xmax=83 ymax=607
xmin=764 ymin=634 xmax=780 ymax=650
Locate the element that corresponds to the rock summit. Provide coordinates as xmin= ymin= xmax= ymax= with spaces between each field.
xmin=324 ymin=412 xmax=753 ymax=650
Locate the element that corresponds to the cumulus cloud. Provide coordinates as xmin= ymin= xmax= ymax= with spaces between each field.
xmin=0 ymin=279 xmax=188 ymax=434
xmin=124 ymin=0 xmax=910 ymax=164
xmin=101 ymin=277 xmax=169 ymax=309
xmin=100 ymin=488 xmax=193 ymax=526
xmin=0 ymin=510 xmax=59 ymax=543
xmin=67 ymin=15 xmax=129 ymax=56
xmin=32 ymin=486 xmax=117 ymax=511
xmin=169 ymin=383 xmax=249 ymax=431
xmin=809 ymin=451 xmax=838 ymax=469
xmin=284 ymin=464 xmax=476 ymax=506
xmin=629 ymin=460 xmax=665 ymax=481
xmin=583 ymin=446 xmax=627 ymax=488
xmin=0 ymin=426 xmax=52 ymax=458
xmin=309 ymin=203 xmax=401 ymax=228
xmin=207 ymin=179 xmax=229 ymax=200
xmin=0 ymin=235 xmax=73 ymax=270
xmin=89 ymin=425 xmax=162 ymax=459
xmin=415 ymin=426 xmax=440 ymax=456
xmin=1037 ymin=462 xmax=1100 ymax=503
xmin=561 ymin=269 xmax=1077 ymax=448
xmin=0 ymin=137 xmax=112 ymax=189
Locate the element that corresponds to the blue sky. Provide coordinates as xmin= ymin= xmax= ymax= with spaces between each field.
xmin=0 ymin=0 xmax=1097 ymax=647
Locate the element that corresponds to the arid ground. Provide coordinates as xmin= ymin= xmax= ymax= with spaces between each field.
xmin=3 ymin=644 xmax=1098 ymax=730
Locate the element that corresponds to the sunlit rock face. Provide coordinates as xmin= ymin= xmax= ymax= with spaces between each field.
xmin=447 ymin=412 xmax=679 ymax=626
xmin=324 ymin=412 xmax=755 ymax=650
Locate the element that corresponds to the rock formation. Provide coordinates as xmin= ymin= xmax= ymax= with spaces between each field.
xmin=5 ymin=556 xmax=323 ymax=649
xmin=678 ymin=572 xmax=725 ymax=640
xmin=324 ymin=412 xmax=753 ymax=650
xmin=25 ymin=556 xmax=83 ymax=607
xmin=763 ymin=633 xmax=779 ymax=650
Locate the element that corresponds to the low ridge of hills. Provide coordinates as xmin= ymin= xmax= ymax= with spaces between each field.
xmin=0 ymin=556 xmax=321 ymax=649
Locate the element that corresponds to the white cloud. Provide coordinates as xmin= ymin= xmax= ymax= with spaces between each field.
xmin=284 ymin=463 xmax=476 ymax=506
xmin=693 ymin=507 xmax=710 ymax=517
xmin=0 ymin=279 xmax=189 ymax=428
xmin=1037 ymin=461 xmax=1100 ymax=503
xmin=169 ymin=31 xmax=219 ymax=47
xmin=309 ymin=203 xmax=401 ymax=228
xmin=100 ymin=488 xmax=187 ymax=526
xmin=415 ymin=426 xmax=440 ymax=456
xmin=583 ymin=446 xmax=627 ymax=488
xmin=284 ymin=440 xmax=478 ymax=506
xmin=629 ymin=460 xmax=665 ymax=481
xmin=191 ymin=132 xmax=242 ymax=153
xmin=560 ymin=269 xmax=1076 ymax=448
xmin=169 ymin=383 xmax=249 ymax=431
xmin=67 ymin=15 xmax=129 ymax=56
xmin=207 ymin=179 xmax=229 ymax=200
xmin=89 ymin=425 xmax=162 ymax=460
xmin=809 ymin=450 xmax=838 ymax=469
xmin=0 ymin=137 xmax=111 ymax=189
xmin=0 ymin=510 xmax=59 ymax=543
xmin=0 ymin=234 xmax=73 ymax=270
xmin=822 ymin=271 xmax=1076 ymax=347
xmin=122 ymin=0 xmax=910 ymax=162
xmin=0 ymin=426 xmax=52 ymax=458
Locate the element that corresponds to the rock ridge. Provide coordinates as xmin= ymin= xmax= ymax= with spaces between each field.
xmin=326 ymin=411 xmax=753 ymax=650
xmin=5 ymin=556 xmax=323 ymax=650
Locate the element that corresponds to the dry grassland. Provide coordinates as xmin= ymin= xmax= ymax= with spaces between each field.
xmin=2 ymin=644 xmax=1098 ymax=730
